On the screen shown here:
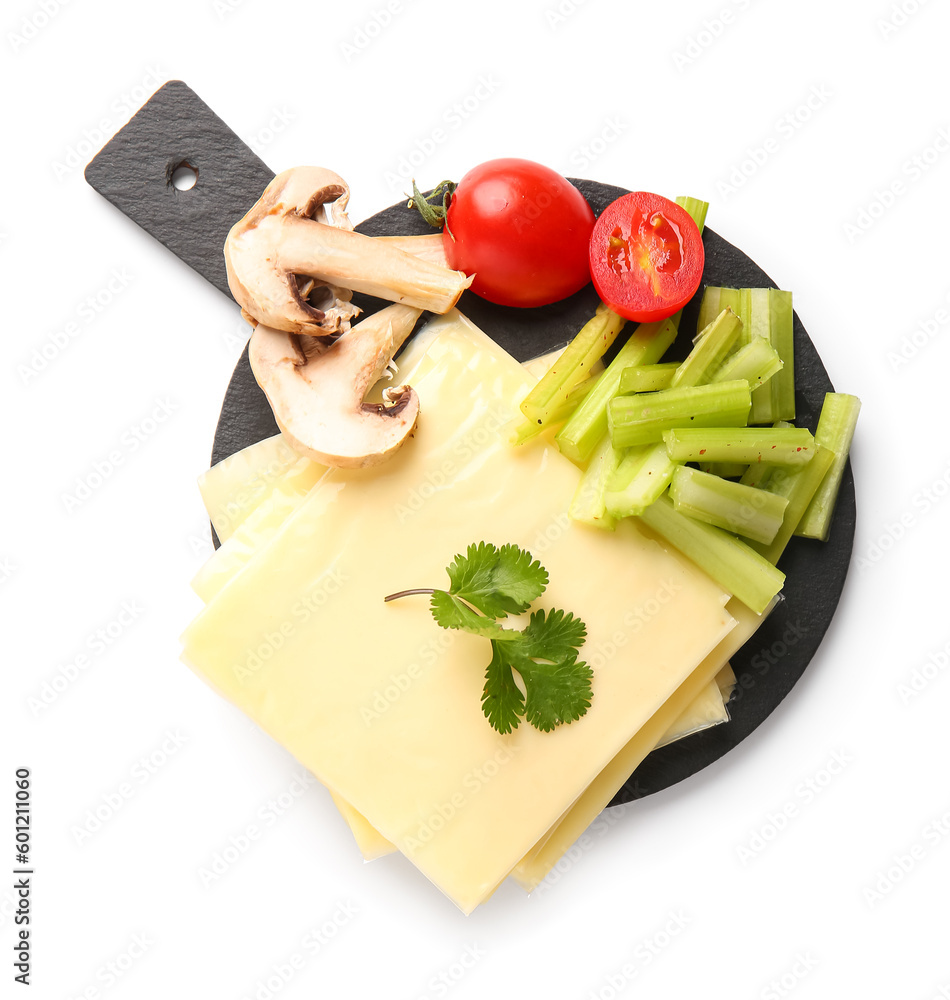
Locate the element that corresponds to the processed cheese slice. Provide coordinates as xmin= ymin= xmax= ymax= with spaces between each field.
xmin=181 ymin=312 xmax=739 ymax=912
xmin=196 ymin=344 xmax=596 ymax=557
xmin=192 ymin=319 xmax=753 ymax=869
xmin=329 ymin=791 xmax=394 ymax=861
xmin=192 ymin=325 xmax=752 ymax=871
xmin=198 ymin=434 xmax=302 ymax=543
xmin=194 ymin=476 xmax=737 ymax=866
xmin=192 ymin=473 xmax=316 ymax=603
xmin=510 ymin=597 xmax=770 ymax=890
xmin=717 ymin=661 xmax=737 ymax=703
xmin=655 ymin=679 xmax=726 ymax=749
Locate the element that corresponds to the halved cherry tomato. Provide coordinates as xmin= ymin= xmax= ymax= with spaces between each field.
xmin=589 ymin=192 xmax=704 ymax=323
xmin=440 ymin=159 xmax=595 ymax=308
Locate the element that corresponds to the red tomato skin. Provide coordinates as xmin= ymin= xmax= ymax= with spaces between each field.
xmin=589 ymin=192 xmax=705 ymax=324
xmin=441 ymin=158 xmax=595 ymax=308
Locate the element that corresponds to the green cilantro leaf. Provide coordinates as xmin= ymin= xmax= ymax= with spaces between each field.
xmin=385 ymin=542 xmax=592 ymax=735
xmin=481 ymin=641 xmax=526 ymax=735
xmin=482 ymin=610 xmax=592 ymax=734
xmin=445 ymin=542 xmax=548 ymax=618
xmin=429 ymin=591 xmax=518 ymax=641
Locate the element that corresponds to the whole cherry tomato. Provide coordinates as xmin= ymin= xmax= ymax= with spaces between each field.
xmin=412 ymin=159 xmax=595 ymax=308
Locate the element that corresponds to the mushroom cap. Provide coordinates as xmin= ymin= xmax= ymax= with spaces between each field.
xmin=249 ymin=303 xmax=424 ymax=469
xmin=226 ymin=167 xmax=362 ymax=339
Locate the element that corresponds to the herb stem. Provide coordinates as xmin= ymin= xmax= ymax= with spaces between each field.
xmin=383 ymin=588 xmax=436 ymax=603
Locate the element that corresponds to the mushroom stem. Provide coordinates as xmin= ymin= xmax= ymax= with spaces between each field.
xmin=376 ymin=234 xmax=450 ymax=268
xmin=277 ymin=218 xmax=471 ymax=312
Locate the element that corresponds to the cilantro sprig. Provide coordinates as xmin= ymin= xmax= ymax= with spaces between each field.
xmin=385 ymin=542 xmax=593 ymax=734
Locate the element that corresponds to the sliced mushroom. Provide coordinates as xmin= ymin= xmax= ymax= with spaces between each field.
xmin=225 ymin=167 xmax=471 ymax=339
xmin=249 ymin=303 xmax=424 ymax=469
xmin=376 ymin=233 xmax=450 ymax=267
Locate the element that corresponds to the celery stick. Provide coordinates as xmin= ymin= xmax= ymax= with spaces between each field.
xmin=618 ymin=362 xmax=679 ymax=394
xmin=739 ymin=462 xmax=774 ymax=490
xmin=568 ymin=434 xmax=621 ymax=530
xmin=737 ymin=288 xmax=752 ymax=346
xmin=663 ymin=426 xmax=816 ymax=465
xmin=701 ymin=287 xmax=793 ymax=424
xmin=711 ymin=336 xmax=783 ymax=388
xmin=556 ymin=315 xmax=679 ymax=464
xmin=748 ymin=288 xmax=772 ymax=341
xmin=609 ymin=380 xmax=752 ymax=449
xmin=699 ymin=462 xmax=747 ymax=478
xmin=507 ymin=372 xmax=601 ymax=446
xmin=671 ymin=308 xmax=742 ymax=388
xmin=670 ymin=466 xmax=789 ymax=545
xmin=795 ymin=393 xmax=861 ymax=540
xmin=767 ymin=289 xmax=795 ymax=422
xmin=749 ymin=289 xmax=794 ymax=423
xmin=751 ymin=445 xmax=836 ymax=563
xmin=520 ymin=305 xmax=626 ymax=427
xmin=676 ymin=195 xmax=709 ymax=234
xmin=737 ymin=421 xmax=794 ymax=489
xmin=637 ymin=494 xmax=785 ymax=615
xmin=604 ymin=442 xmax=676 ymax=518
xmin=696 ymin=287 xmax=723 ymax=334
xmin=717 ymin=288 xmax=741 ymax=324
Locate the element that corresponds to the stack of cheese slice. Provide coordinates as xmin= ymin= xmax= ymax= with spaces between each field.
xmin=181 ymin=311 xmax=770 ymax=912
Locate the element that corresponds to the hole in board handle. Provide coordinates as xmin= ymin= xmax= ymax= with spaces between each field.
xmin=170 ymin=162 xmax=198 ymax=191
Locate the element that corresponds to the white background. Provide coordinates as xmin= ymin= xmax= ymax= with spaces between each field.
xmin=2 ymin=0 xmax=948 ymax=997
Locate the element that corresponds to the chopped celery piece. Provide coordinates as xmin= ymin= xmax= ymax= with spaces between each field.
xmin=739 ymin=462 xmax=774 ymax=490
xmin=751 ymin=445 xmax=836 ymax=563
xmin=700 ymin=287 xmax=794 ymax=422
xmin=520 ymin=305 xmax=626 ymax=428
xmin=737 ymin=420 xmax=794 ymax=488
xmin=663 ymin=426 xmax=816 ymax=465
xmin=618 ymin=362 xmax=679 ymax=394
xmin=738 ymin=288 xmax=771 ymax=347
xmin=699 ymin=462 xmax=747 ymax=479
xmin=609 ymin=380 xmax=752 ymax=449
xmin=711 ymin=336 xmax=783 ymax=387
xmin=568 ymin=434 xmax=621 ymax=529
xmin=507 ymin=372 xmax=601 ymax=446
xmin=697 ymin=287 xmax=741 ymax=338
xmin=604 ymin=442 xmax=676 ymax=518
xmin=675 ymin=195 xmax=709 ymax=234
xmin=637 ymin=494 xmax=785 ymax=615
xmin=556 ymin=315 xmax=679 ymax=464
xmin=670 ymin=466 xmax=789 ymax=545
xmin=750 ymin=289 xmax=795 ymax=423
xmin=696 ymin=287 xmax=722 ymax=334
xmin=796 ymin=393 xmax=861 ymax=540
xmin=671 ymin=308 xmax=742 ymax=388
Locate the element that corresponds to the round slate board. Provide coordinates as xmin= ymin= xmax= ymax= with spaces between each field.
xmin=211 ymin=179 xmax=855 ymax=804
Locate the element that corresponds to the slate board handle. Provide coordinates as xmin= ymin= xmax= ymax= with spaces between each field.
xmin=84 ymin=79 xmax=276 ymax=299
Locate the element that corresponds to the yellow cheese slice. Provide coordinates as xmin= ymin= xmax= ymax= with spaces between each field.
xmin=196 ymin=343 xmax=596 ymax=547
xmin=717 ymin=661 xmax=737 ymax=703
xmin=181 ymin=312 xmax=739 ymax=912
xmin=510 ymin=597 xmax=769 ymax=890
xmin=191 ymin=466 xmax=321 ymax=603
xmin=192 ymin=320 xmax=756 ymax=870
xmin=329 ymin=791 xmax=394 ymax=861
xmin=198 ymin=434 xmax=301 ymax=543
xmin=655 ymin=679 xmax=726 ymax=750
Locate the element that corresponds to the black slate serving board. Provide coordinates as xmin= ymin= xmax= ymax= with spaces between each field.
xmin=86 ymin=80 xmax=855 ymax=804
